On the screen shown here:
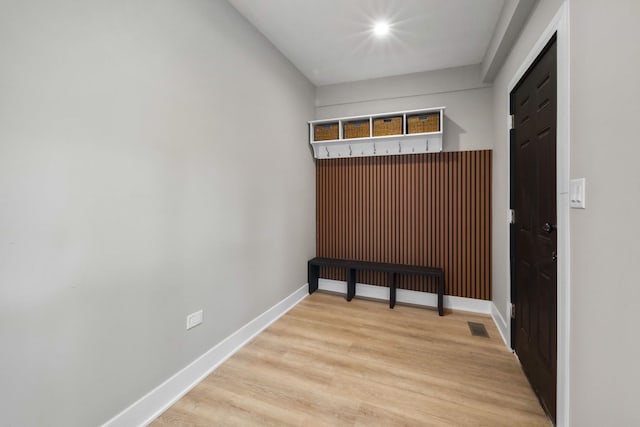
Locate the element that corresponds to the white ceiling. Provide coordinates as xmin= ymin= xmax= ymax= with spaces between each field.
xmin=228 ymin=0 xmax=505 ymax=86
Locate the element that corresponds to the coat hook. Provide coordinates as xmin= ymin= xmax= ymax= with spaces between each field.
xmin=349 ymin=145 xmax=352 ymax=156
xmin=398 ymin=141 xmax=402 ymax=153
xmin=325 ymin=146 xmax=330 ymax=157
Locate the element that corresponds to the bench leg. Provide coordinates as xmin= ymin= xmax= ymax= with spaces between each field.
xmin=347 ymin=268 xmax=356 ymax=301
xmin=438 ymin=273 xmax=444 ymax=316
xmin=308 ymin=262 xmax=319 ymax=294
xmin=389 ymin=272 xmax=396 ymax=309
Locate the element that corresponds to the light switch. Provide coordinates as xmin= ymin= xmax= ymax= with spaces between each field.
xmin=570 ymin=178 xmax=586 ymax=209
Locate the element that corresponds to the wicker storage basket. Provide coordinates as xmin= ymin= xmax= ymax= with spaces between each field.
xmin=373 ymin=116 xmax=403 ymax=136
xmin=343 ymin=120 xmax=370 ymax=139
xmin=314 ymin=122 xmax=339 ymax=141
xmin=407 ymin=113 xmax=439 ymax=134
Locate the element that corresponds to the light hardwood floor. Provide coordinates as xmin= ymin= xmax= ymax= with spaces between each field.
xmin=152 ymin=292 xmax=551 ymax=426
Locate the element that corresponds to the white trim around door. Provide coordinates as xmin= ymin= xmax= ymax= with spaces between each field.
xmin=506 ymin=3 xmax=570 ymax=426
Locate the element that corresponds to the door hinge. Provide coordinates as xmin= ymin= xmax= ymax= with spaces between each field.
xmin=508 ymin=209 xmax=516 ymax=224
xmin=509 ymin=114 xmax=515 ymax=130
xmin=511 ymin=303 xmax=516 ymax=319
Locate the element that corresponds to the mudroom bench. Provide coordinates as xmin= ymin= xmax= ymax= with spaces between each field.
xmin=307 ymin=257 xmax=444 ymax=316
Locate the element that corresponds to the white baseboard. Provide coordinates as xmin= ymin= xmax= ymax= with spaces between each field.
xmin=318 ymin=278 xmax=492 ymax=314
xmin=490 ymin=302 xmax=511 ymax=349
xmin=102 ymin=284 xmax=309 ymax=427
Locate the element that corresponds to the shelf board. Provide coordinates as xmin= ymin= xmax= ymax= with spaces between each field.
xmin=310 ymin=131 xmax=443 ymax=145
xmin=310 ymin=139 xmax=342 ymax=145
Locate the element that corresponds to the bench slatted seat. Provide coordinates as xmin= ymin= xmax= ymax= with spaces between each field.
xmin=308 ymin=257 xmax=444 ymax=316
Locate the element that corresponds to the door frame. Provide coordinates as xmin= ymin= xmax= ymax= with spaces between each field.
xmin=506 ymin=4 xmax=570 ymax=426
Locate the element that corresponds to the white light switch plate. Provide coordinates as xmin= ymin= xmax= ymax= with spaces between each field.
xmin=570 ymin=178 xmax=586 ymax=209
xmin=186 ymin=310 xmax=203 ymax=330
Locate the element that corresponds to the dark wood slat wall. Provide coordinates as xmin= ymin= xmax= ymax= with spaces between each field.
xmin=316 ymin=150 xmax=492 ymax=300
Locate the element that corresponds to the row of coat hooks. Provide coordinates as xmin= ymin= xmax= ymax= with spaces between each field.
xmin=323 ymin=140 xmax=431 ymax=158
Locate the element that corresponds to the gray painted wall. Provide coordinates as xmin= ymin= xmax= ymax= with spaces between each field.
xmin=490 ymin=0 xmax=564 ymax=325
xmin=316 ymin=65 xmax=495 ymax=153
xmin=0 ymin=1 xmax=315 ymax=426
xmin=481 ymin=0 xmax=537 ymax=83
xmin=569 ymin=1 xmax=640 ymax=425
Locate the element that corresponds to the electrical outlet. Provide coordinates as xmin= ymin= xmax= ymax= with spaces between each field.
xmin=186 ymin=310 xmax=203 ymax=330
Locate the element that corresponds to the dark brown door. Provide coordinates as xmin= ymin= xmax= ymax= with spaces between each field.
xmin=510 ymin=35 xmax=557 ymax=423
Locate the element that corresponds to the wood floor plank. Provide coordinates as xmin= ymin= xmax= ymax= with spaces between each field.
xmin=152 ymin=292 xmax=551 ymax=426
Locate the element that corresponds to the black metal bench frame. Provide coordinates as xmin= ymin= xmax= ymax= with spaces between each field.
xmin=307 ymin=257 xmax=444 ymax=316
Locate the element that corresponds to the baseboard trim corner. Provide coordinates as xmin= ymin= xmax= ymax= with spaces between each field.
xmin=490 ymin=302 xmax=511 ymax=349
xmin=102 ymin=284 xmax=309 ymax=427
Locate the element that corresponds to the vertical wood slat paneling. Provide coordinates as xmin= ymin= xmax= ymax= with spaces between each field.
xmin=316 ymin=150 xmax=492 ymax=300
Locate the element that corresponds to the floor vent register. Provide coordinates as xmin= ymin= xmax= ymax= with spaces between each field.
xmin=468 ymin=321 xmax=490 ymax=338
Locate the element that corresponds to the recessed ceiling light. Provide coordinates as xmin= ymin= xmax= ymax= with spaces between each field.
xmin=373 ymin=21 xmax=390 ymax=37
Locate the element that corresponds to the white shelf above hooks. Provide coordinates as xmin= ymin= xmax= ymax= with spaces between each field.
xmin=308 ymin=107 xmax=445 ymax=159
